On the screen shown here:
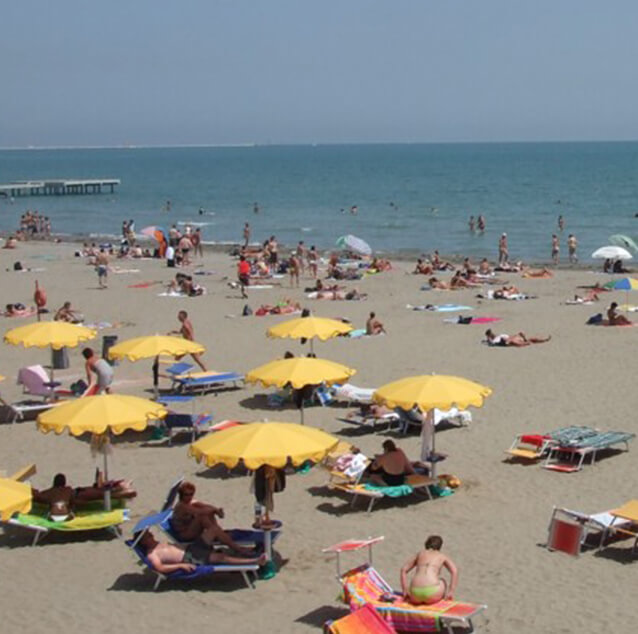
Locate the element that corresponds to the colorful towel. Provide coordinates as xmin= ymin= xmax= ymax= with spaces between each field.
xmin=15 ymin=508 xmax=128 ymax=531
xmin=363 ymin=483 xmax=414 ymax=497
xmin=443 ymin=316 xmax=502 ymax=325
xmin=328 ymin=605 xmax=397 ymax=634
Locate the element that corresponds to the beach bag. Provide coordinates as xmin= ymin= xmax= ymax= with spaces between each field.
xmin=458 ymin=315 xmax=473 ymax=324
xmin=70 ymin=379 xmax=88 ymax=396
xmin=586 ymin=313 xmax=603 ymax=325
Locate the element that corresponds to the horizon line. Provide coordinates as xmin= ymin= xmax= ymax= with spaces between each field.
xmin=1 ymin=138 xmax=638 ymax=151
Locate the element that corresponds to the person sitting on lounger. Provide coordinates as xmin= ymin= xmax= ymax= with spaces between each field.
xmin=401 ymin=535 xmax=458 ymax=605
xmin=135 ymin=529 xmax=266 ymax=574
xmin=485 ymin=329 xmax=551 ymax=347
xmin=32 ymin=473 xmax=75 ymax=521
xmin=366 ymin=312 xmax=386 ymax=335
xmin=607 ymin=302 xmax=633 ymax=326
xmin=368 ymin=440 xmax=415 ymax=486
xmin=171 ymin=481 xmax=254 ymax=555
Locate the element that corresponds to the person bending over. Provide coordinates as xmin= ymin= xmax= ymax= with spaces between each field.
xmin=369 ymin=440 xmax=415 ymax=486
xmin=135 ymin=529 xmax=266 ymax=574
xmin=484 ymin=329 xmax=551 ymax=347
xmin=401 ymin=535 xmax=458 ymax=605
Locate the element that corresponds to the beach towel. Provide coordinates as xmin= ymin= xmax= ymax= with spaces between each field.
xmin=246 ymin=285 xmax=274 ymax=290
xmin=112 ymin=268 xmax=140 ymax=274
xmin=14 ymin=507 xmax=128 ymax=531
xmin=443 ymin=316 xmax=502 ymax=325
xmin=407 ymin=304 xmax=472 ymax=312
xmin=128 ymin=281 xmax=162 ymax=288
xmin=362 ymin=483 xmax=414 ymax=497
xmin=348 ymin=329 xmax=367 ymax=338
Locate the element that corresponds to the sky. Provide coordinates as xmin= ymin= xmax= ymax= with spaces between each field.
xmin=2 ymin=0 xmax=638 ymax=147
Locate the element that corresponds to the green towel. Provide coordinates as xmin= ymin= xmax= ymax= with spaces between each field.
xmin=363 ymin=483 xmax=414 ymax=497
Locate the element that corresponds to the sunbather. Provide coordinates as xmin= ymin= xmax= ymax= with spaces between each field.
xmin=413 ymin=258 xmax=433 ymax=275
xmin=401 ymin=535 xmax=458 ymax=605
xmin=485 ymin=329 xmax=551 ymax=347
xmin=32 ymin=473 xmax=75 ymax=521
xmin=428 ymin=277 xmax=450 ymax=290
xmin=368 ymin=440 xmax=416 ymax=486
xmin=171 ymin=481 xmax=253 ymax=555
xmin=366 ymin=312 xmax=386 ymax=335
xmin=607 ymin=302 xmax=633 ymax=326
xmin=521 ymin=266 xmax=553 ymax=278
xmin=135 ymin=529 xmax=266 ymax=574
xmin=54 ymin=301 xmax=83 ymax=323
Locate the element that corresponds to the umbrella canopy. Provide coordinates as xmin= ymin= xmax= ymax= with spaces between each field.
xmin=4 ymin=321 xmax=96 ymax=350
xmin=0 ymin=478 xmax=32 ymax=521
xmin=336 ymin=234 xmax=372 ymax=256
xmin=107 ymin=335 xmax=205 ymax=362
xmin=37 ymin=394 xmax=167 ymax=436
xmin=140 ymin=226 xmax=167 ymax=240
xmin=189 ymin=421 xmax=339 ymax=469
xmin=603 ymin=277 xmax=638 ymax=291
xmin=373 ymin=374 xmax=492 ymax=411
xmin=591 ymin=245 xmax=633 ymax=260
xmin=267 ymin=316 xmax=353 ymax=342
xmin=246 ymin=357 xmax=356 ymax=389
xmin=609 ymin=234 xmax=638 ymax=253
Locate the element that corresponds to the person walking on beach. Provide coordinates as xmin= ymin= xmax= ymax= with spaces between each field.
xmin=551 ymin=234 xmax=560 ymax=265
xmin=401 ymin=535 xmax=459 ymax=605
xmin=289 ymin=251 xmax=300 ymax=288
xmin=96 ymin=249 xmax=109 ymax=289
xmin=307 ymin=245 xmax=318 ymax=279
xmin=170 ymin=310 xmax=207 ymax=371
xmin=243 ymin=222 xmax=251 ymax=247
xmin=296 ymin=241 xmax=306 ymax=275
xmin=237 ymin=255 xmax=250 ymax=299
xmin=498 ymin=233 xmax=509 ymax=266
xmin=191 ymin=228 xmax=203 ymax=258
xmin=567 ymin=234 xmax=578 ymax=264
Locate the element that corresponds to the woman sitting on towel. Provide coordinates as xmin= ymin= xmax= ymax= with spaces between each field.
xmin=607 ymin=302 xmax=633 ymax=326
xmin=401 ymin=535 xmax=459 ymax=605
xmin=368 ymin=440 xmax=415 ymax=486
xmin=485 ymin=329 xmax=551 ymax=347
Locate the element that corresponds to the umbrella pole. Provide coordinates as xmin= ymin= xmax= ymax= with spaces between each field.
xmin=103 ymin=434 xmax=112 ymax=512
xmin=300 ymin=405 xmax=305 ymax=425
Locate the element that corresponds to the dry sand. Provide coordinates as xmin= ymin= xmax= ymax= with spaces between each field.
xmin=1 ymin=241 xmax=637 ymax=633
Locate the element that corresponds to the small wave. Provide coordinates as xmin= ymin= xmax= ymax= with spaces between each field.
xmin=177 ymin=220 xmax=214 ymax=226
xmin=301 ymin=227 xmax=313 ymax=232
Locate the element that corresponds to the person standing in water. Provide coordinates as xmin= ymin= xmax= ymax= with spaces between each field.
xmin=468 ymin=215 xmax=475 ymax=233
xmin=243 ymin=222 xmax=251 ymax=247
xmin=551 ymin=234 xmax=560 ymax=265
xmin=477 ymin=215 xmax=486 ymax=233
xmin=558 ymin=215 xmax=565 ymax=232
xmin=401 ymin=535 xmax=459 ymax=605
xmin=567 ymin=233 xmax=578 ymax=264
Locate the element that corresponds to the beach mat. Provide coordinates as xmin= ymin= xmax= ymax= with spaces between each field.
xmin=444 ymin=316 xmax=502 ymax=325
xmin=407 ymin=304 xmax=472 ymax=312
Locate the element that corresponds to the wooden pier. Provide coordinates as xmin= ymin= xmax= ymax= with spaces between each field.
xmin=0 ymin=178 xmax=120 ymax=198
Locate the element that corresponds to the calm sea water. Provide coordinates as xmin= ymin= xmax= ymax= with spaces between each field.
xmin=1 ymin=143 xmax=638 ymax=262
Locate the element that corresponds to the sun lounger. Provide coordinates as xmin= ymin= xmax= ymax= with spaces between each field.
xmin=546 ymin=506 xmax=636 ymax=556
xmin=396 ymin=407 xmax=472 ymax=435
xmin=337 ymin=411 xmax=401 ymax=432
xmin=17 ymin=365 xmax=74 ymax=400
xmin=322 ymin=441 xmax=371 ymax=486
xmin=505 ymin=426 xmax=600 ymax=462
xmin=542 ymin=431 xmax=634 ymax=472
xmin=171 ymin=370 xmax=244 ymax=394
xmin=332 ymin=383 xmax=375 ymax=405
xmin=126 ymin=535 xmax=259 ymax=591
xmin=340 ymin=564 xmax=487 ymax=634
xmin=325 ymin=604 xmax=398 ymax=634
xmin=330 ymin=475 xmax=435 ymax=513
xmin=3 ymin=501 xmax=129 ymax=546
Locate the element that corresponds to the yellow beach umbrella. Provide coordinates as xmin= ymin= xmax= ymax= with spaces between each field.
xmin=0 ymin=477 xmax=32 ymax=521
xmin=246 ymin=356 xmax=356 ymax=423
xmin=4 ymin=321 xmax=96 ymax=350
xmin=267 ymin=316 xmax=353 ymax=353
xmin=107 ymin=335 xmax=205 ymax=362
xmin=189 ymin=421 xmax=339 ymax=469
xmin=107 ymin=335 xmax=206 ymax=395
xmin=246 ymin=357 xmax=356 ymax=389
xmin=373 ymin=374 xmax=492 ymax=477
xmin=37 ymin=395 xmax=167 ymax=509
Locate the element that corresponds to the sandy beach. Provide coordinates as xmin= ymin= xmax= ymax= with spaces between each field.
xmin=1 ymin=240 xmax=637 ymax=634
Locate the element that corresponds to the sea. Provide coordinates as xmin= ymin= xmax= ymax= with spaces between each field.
xmin=1 ymin=142 xmax=638 ymax=262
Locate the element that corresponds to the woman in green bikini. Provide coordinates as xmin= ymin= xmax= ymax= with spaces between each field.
xmin=401 ymin=535 xmax=458 ymax=605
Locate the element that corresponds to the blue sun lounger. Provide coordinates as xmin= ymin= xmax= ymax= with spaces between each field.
xmin=170 ymin=371 xmax=245 ymax=394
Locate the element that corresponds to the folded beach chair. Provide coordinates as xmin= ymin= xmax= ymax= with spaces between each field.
xmin=340 ymin=564 xmax=487 ymax=634
xmin=505 ymin=426 xmax=599 ymax=463
xmin=545 ymin=506 xmax=636 ymax=556
xmin=543 ymin=431 xmax=635 ymax=472
xmin=17 ymin=365 xmax=74 ymax=400
xmin=171 ymin=370 xmax=244 ymax=395
xmin=330 ymin=474 xmax=435 ymax=514
xmin=126 ymin=534 xmax=259 ymax=591
xmin=3 ymin=500 xmax=129 ymax=546
xmin=325 ymin=604 xmax=398 ymax=634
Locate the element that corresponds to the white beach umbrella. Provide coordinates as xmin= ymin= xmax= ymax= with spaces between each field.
xmin=591 ymin=245 xmax=633 ymax=260
xmin=336 ymin=234 xmax=372 ymax=256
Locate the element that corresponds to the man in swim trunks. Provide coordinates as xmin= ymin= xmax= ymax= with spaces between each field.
xmin=96 ymin=249 xmax=109 ymax=289
xmin=401 ymin=535 xmax=458 ymax=605
xmin=369 ymin=440 xmax=415 ymax=486
xmin=170 ymin=310 xmax=207 ymax=371
xmin=484 ymin=329 xmax=551 ymax=347
xmin=135 ymin=529 xmax=266 ymax=574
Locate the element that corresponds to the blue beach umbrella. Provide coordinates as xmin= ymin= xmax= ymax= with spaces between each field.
xmin=603 ymin=277 xmax=638 ymax=308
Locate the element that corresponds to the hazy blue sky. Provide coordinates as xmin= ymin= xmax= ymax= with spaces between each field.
xmin=2 ymin=1 xmax=637 ymax=147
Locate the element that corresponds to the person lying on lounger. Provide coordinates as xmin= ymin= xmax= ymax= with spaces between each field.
xmin=171 ymin=481 xmax=254 ymax=555
xmin=135 ymin=529 xmax=266 ymax=573
xmin=368 ymin=440 xmax=415 ymax=486
xmin=401 ymin=535 xmax=458 ymax=605
xmin=484 ymin=329 xmax=551 ymax=347
xmin=607 ymin=302 xmax=633 ymax=326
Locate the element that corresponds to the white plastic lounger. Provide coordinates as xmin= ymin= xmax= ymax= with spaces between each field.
xmin=332 ymin=384 xmax=375 ymax=405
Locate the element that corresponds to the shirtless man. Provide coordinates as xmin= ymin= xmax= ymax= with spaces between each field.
xmin=169 ymin=310 xmax=207 ymax=371
xmin=96 ymin=249 xmax=109 ymax=289
xmin=369 ymin=440 xmax=414 ymax=486
xmin=243 ymin=222 xmax=251 ymax=247
xmin=498 ymin=233 xmax=508 ymax=266
xmin=413 ymin=258 xmax=433 ymax=275
xmin=485 ymin=329 xmax=551 ymax=347
xmin=366 ymin=312 xmax=386 ymax=335
xmin=135 ymin=529 xmax=266 ymax=574
xmin=171 ymin=481 xmax=253 ymax=555
xmin=401 ymin=535 xmax=458 ymax=605
xmin=54 ymin=301 xmax=82 ymax=323
xmin=32 ymin=473 xmax=75 ymax=521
